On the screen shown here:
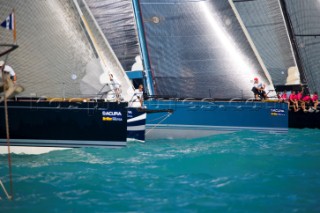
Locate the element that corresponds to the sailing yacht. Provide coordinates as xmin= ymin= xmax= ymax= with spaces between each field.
xmin=0 ymin=0 xmax=146 ymax=154
xmin=131 ymin=0 xmax=288 ymax=138
xmin=87 ymin=0 xmax=320 ymax=137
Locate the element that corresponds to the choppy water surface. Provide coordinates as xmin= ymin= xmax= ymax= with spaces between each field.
xmin=1 ymin=129 xmax=320 ymax=212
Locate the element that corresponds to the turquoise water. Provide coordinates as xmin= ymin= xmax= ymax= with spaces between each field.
xmin=1 ymin=129 xmax=320 ymax=212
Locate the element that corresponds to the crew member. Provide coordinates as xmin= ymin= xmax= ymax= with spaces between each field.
xmin=130 ymin=84 xmax=144 ymax=107
xmin=109 ymin=73 xmax=121 ymax=101
xmin=0 ymin=60 xmax=17 ymax=101
xmin=251 ymin=77 xmax=267 ymax=100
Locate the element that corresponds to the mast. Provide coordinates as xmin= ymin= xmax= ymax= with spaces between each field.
xmin=278 ymin=0 xmax=307 ymax=85
xmin=132 ymin=0 xmax=155 ymax=96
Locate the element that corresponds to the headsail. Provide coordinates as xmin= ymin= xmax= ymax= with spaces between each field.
xmin=74 ymin=0 xmax=135 ymax=101
xmin=85 ymin=0 xmax=142 ymax=72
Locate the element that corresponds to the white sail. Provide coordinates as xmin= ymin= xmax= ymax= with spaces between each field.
xmin=0 ymin=0 xmax=134 ymax=101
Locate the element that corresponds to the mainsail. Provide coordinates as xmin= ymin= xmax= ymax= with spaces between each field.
xmin=0 ymin=0 xmax=134 ymax=101
xmin=0 ymin=0 xmax=94 ymax=97
xmin=137 ymin=0 xmax=274 ymax=99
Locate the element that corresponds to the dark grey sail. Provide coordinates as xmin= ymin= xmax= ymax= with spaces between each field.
xmin=85 ymin=0 xmax=142 ymax=72
xmin=138 ymin=0 xmax=273 ymax=99
xmin=231 ymin=0 xmax=299 ymax=86
xmin=282 ymin=0 xmax=320 ymax=94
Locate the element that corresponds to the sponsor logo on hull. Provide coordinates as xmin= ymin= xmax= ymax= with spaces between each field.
xmin=102 ymin=111 xmax=123 ymax=121
xmin=270 ymin=109 xmax=286 ymax=116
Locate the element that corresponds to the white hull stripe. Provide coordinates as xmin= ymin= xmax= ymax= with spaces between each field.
xmin=127 ymin=125 xmax=146 ymax=131
xmin=128 ymin=113 xmax=146 ymax=123
xmin=0 ymin=139 xmax=126 ymax=146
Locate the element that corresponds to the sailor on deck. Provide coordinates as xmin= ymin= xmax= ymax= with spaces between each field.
xmin=109 ymin=73 xmax=121 ymax=101
xmin=252 ymin=77 xmax=267 ymax=100
xmin=130 ymin=84 xmax=144 ymax=107
xmin=0 ymin=60 xmax=19 ymax=101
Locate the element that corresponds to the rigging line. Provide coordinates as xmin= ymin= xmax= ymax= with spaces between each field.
xmin=147 ymin=112 xmax=172 ymax=122
xmin=233 ymin=0 xmax=257 ymax=2
xmin=294 ymin=34 xmax=320 ymax=37
xmin=0 ymin=45 xmax=18 ymax=58
xmin=145 ymin=112 xmax=172 ymax=135
xmin=0 ymin=180 xmax=12 ymax=200
xmin=1 ymin=55 xmax=14 ymax=200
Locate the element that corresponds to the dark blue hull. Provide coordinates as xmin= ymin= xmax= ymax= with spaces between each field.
xmin=0 ymin=100 xmax=129 ymax=148
xmin=127 ymin=107 xmax=146 ymax=141
xmin=144 ymin=100 xmax=288 ymax=139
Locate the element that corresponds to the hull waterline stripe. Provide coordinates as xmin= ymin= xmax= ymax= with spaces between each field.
xmin=0 ymin=139 xmax=126 ymax=147
xmin=127 ymin=125 xmax=146 ymax=131
xmin=146 ymin=124 xmax=288 ymax=132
